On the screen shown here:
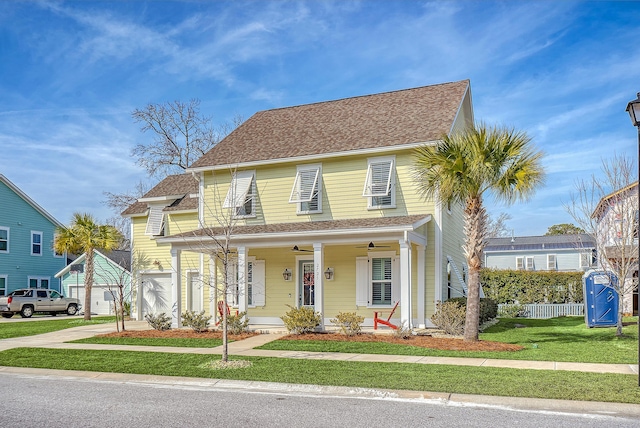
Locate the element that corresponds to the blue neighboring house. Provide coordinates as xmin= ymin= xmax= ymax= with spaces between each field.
xmin=0 ymin=174 xmax=66 ymax=296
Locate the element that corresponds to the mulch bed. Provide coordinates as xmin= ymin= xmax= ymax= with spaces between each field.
xmin=96 ymin=329 xmax=258 ymax=341
xmin=279 ymin=332 xmax=524 ymax=352
xmin=96 ymin=329 xmax=523 ymax=352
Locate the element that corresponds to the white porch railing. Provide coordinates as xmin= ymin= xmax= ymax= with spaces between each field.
xmin=498 ymin=303 xmax=584 ymax=319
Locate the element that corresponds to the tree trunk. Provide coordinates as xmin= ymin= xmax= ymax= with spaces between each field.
xmin=463 ymin=196 xmax=487 ymax=342
xmin=222 ymin=294 xmax=228 ymax=362
xmin=84 ymin=249 xmax=94 ymax=321
xmin=616 ymin=294 xmax=624 ymax=337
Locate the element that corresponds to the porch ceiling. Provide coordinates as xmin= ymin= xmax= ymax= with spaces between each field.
xmin=159 ymin=214 xmax=431 ymax=249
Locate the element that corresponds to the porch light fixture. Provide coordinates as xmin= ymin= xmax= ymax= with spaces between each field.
xmin=625 ymin=91 xmax=640 ymax=387
xmin=324 ymin=267 xmax=334 ymax=280
xmin=282 ymin=268 xmax=292 ymax=281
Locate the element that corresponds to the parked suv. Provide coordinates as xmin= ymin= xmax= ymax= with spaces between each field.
xmin=0 ymin=289 xmax=81 ymax=318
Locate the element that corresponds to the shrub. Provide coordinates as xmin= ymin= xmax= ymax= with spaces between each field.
xmin=498 ymin=303 xmax=528 ymax=318
xmin=144 ymin=313 xmax=171 ymax=331
xmin=481 ymin=269 xmax=584 ymax=304
xmin=281 ymin=305 xmax=321 ymax=334
xmin=392 ymin=321 xmax=413 ymax=339
xmin=446 ymin=297 xmax=498 ymax=324
xmin=430 ymin=300 xmax=465 ymax=335
xmin=181 ymin=310 xmax=212 ymax=333
xmin=330 ymin=312 xmax=364 ymax=336
xmin=224 ymin=311 xmax=250 ymax=335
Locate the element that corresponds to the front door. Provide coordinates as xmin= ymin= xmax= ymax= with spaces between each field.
xmin=298 ymin=260 xmax=314 ymax=307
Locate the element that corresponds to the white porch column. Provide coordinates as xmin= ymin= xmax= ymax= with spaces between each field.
xmin=237 ymin=246 xmax=247 ymax=314
xmin=137 ymin=276 xmax=144 ymax=321
xmin=170 ymin=248 xmax=182 ymax=328
xmin=417 ymin=245 xmax=426 ymax=327
xmin=399 ymin=240 xmax=412 ymax=328
xmin=313 ymin=242 xmax=325 ymax=329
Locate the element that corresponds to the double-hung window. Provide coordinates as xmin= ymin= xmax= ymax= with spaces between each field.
xmin=223 ymin=170 xmax=256 ymax=218
xmin=289 ymin=165 xmax=321 ymax=214
xmin=525 ymin=256 xmax=535 ymax=271
xmin=363 ymin=156 xmax=395 ymax=209
xmin=355 ymin=253 xmax=399 ymax=307
xmin=0 ymin=276 xmax=6 ymax=296
xmin=28 ymin=277 xmax=49 ymax=289
xmin=547 ymin=254 xmax=557 ymax=270
xmin=31 ymin=231 xmax=42 ymax=256
xmin=227 ymin=257 xmax=265 ymax=307
xmin=0 ymin=227 xmax=8 ymax=253
xmin=516 ymin=257 xmax=524 ymax=270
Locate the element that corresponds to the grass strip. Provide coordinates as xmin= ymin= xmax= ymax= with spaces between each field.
xmin=259 ymin=317 xmax=638 ymax=364
xmin=0 ymin=347 xmax=638 ymax=404
xmin=0 ymin=317 xmax=116 ymax=340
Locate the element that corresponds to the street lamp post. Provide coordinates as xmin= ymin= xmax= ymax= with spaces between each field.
xmin=625 ymin=92 xmax=640 ymax=387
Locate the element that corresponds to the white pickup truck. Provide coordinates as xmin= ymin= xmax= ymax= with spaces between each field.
xmin=0 ymin=288 xmax=81 ymax=318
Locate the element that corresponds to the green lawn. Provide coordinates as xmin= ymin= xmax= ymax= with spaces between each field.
xmin=258 ymin=316 xmax=639 ymax=364
xmin=0 ymin=347 xmax=638 ymax=404
xmin=0 ymin=317 xmax=116 ymax=340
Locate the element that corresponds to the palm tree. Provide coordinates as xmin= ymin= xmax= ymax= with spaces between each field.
xmin=54 ymin=213 xmax=123 ymax=320
xmin=413 ymin=123 xmax=545 ymax=341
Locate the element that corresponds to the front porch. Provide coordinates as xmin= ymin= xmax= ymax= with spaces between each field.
xmin=158 ymin=215 xmax=434 ymax=330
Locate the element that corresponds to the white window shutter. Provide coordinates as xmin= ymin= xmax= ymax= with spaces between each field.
xmin=392 ymin=256 xmax=400 ymax=304
xmin=363 ymin=159 xmax=393 ymax=197
xmin=145 ymin=206 xmax=165 ymax=236
xmin=252 ymin=260 xmax=266 ymax=306
xmin=289 ymin=168 xmax=319 ymax=203
xmin=223 ymin=171 xmax=254 ymax=208
xmin=355 ymin=257 xmax=369 ymax=306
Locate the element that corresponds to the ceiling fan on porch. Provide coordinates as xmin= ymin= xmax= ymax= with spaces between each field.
xmin=291 ymin=245 xmax=314 ymax=252
xmin=356 ymin=242 xmax=391 ymax=249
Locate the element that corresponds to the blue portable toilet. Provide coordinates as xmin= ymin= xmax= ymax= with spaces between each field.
xmin=583 ymin=270 xmax=619 ymax=327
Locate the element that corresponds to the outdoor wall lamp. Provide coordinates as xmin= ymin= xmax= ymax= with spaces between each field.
xmin=324 ymin=267 xmax=334 ymax=280
xmin=282 ymin=268 xmax=292 ymax=281
xmin=624 ymin=91 xmax=640 ymax=388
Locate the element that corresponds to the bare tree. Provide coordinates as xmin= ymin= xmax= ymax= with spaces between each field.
xmin=486 ymin=212 xmax=512 ymax=238
xmin=565 ymin=154 xmax=638 ymax=336
xmin=93 ymin=251 xmax=134 ymax=332
xmin=132 ymin=99 xmax=242 ymax=178
xmin=103 ymin=181 xmax=151 ymax=249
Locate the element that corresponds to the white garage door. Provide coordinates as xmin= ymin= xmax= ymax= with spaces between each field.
xmin=140 ymin=274 xmax=172 ymax=318
xmin=70 ymin=285 xmax=113 ymax=315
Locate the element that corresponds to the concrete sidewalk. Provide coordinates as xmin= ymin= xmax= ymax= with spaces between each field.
xmin=0 ymin=320 xmax=637 ymax=375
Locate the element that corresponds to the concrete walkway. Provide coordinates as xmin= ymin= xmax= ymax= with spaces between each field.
xmin=1 ymin=320 xmax=640 ymax=419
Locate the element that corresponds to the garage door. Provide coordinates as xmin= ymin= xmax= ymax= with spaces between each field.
xmin=70 ymin=285 xmax=113 ymax=315
xmin=140 ymin=274 xmax=172 ymax=318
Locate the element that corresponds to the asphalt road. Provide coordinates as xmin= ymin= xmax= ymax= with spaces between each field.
xmin=1 ymin=371 xmax=638 ymax=428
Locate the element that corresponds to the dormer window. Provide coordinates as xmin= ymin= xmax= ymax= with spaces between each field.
xmin=223 ymin=170 xmax=256 ymax=218
xmin=289 ymin=165 xmax=321 ymax=214
xmin=363 ymin=156 xmax=395 ymax=209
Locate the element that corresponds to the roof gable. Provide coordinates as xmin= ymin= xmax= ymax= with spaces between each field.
xmin=0 ymin=174 xmax=63 ymax=227
xmin=122 ymin=173 xmax=199 ymax=216
xmin=190 ymin=80 xmax=470 ymax=170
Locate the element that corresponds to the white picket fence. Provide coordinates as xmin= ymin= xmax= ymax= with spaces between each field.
xmin=498 ymin=303 xmax=584 ymax=319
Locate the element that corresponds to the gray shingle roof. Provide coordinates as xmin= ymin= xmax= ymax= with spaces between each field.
xmin=121 ymin=173 xmax=199 ymax=216
xmin=190 ymin=80 xmax=470 ymax=169
xmin=485 ymin=234 xmax=595 ymax=252
xmin=163 ymin=214 xmax=430 ymax=241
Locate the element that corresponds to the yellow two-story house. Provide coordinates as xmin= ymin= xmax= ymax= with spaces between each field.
xmin=124 ymin=80 xmax=473 ymax=329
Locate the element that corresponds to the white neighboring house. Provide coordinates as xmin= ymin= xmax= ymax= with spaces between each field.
xmin=484 ymin=234 xmax=597 ymax=272
xmin=592 ymin=182 xmax=639 ymax=316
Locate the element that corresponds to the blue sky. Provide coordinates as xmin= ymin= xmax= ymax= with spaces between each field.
xmin=1 ymin=0 xmax=640 ymax=236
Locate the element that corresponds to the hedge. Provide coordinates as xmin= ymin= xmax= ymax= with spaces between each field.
xmin=480 ymin=269 xmax=584 ymax=304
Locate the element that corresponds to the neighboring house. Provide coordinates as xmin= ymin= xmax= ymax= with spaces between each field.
xmin=484 ymin=234 xmax=597 ymax=272
xmin=124 ymin=80 xmax=473 ymax=328
xmin=592 ymin=182 xmax=638 ymax=316
xmin=0 ymin=174 xmax=66 ymax=295
xmin=55 ymin=249 xmax=131 ymax=315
